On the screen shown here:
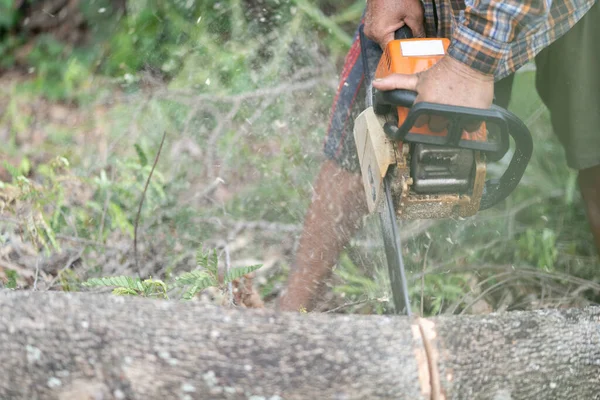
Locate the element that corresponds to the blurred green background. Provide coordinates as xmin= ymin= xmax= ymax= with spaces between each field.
xmin=0 ymin=0 xmax=598 ymax=314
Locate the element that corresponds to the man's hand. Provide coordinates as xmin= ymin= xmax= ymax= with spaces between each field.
xmin=373 ymin=57 xmax=494 ymax=131
xmin=364 ymin=0 xmax=425 ymax=49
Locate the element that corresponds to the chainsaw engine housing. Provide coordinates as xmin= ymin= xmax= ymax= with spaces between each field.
xmin=354 ymin=38 xmax=487 ymax=219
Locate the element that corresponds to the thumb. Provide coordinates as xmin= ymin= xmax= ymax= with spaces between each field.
xmin=372 ymin=73 xmax=419 ymax=91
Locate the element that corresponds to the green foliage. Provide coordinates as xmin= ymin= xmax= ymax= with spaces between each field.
xmin=0 ymin=0 xmax=18 ymax=30
xmin=0 ymin=157 xmax=70 ymax=253
xmin=0 ymin=141 xmax=170 ymax=252
xmin=5 ymin=269 xmax=17 ymax=289
xmin=175 ymin=247 xmax=262 ymax=300
xmin=83 ymin=276 xmax=169 ymax=298
xmin=15 ymin=36 xmax=93 ymax=101
xmin=333 ymin=253 xmax=390 ymax=314
xmin=83 ymin=246 xmax=262 ymax=301
xmin=516 ymin=228 xmax=558 ymax=270
xmin=224 ymin=264 xmax=263 ymax=284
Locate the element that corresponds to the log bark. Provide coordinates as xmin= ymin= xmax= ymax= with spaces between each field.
xmin=0 ymin=291 xmax=599 ymax=400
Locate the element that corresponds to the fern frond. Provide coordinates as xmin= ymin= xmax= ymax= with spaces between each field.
xmin=182 ymin=284 xmax=203 ymax=300
xmin=174 ymin=270 xmax=217 ymax=288
xmin=134 ymin=143 xmax=148 ymax=167
xmin=207 ymin=250 xmax=218 ymax=276
xmin=142 ymin=278 xmax=169 ymax=299
xmin=196 ymin=248 xmax=219 ymax=276
xmin=112 ymin=287 xmax=139 ymax=296
xmin=83 ymin=276 xmax=144 ymax=291
xmin=223 ymin=265 xmax=262 ymax=283
xmin=3 ymin=161 xmax=22 ymax=181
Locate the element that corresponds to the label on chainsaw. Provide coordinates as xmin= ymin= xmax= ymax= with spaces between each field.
xmin=400 ymin=40 xmax=445 ymax=56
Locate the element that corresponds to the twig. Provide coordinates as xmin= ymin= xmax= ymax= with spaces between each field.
xmin=181 ymin=177 xmax=225 ymax=206
xmin=293 ymin=0 xmax=353 ymax=46
xmin=0 ymin=215 xmax=20 ymax=225
xmin=97 ymin=170 xmax=114 ymax=242
xmin=420 ymin=239 xmax=432 ymax=317
xmin=325 ymin=298 xmax=382 ymax=314
xmin=106 ymin=93 xmax=153 ymax=157
xmin=205 ymin=101 xmax=242 ymax=179
xmin=158 ymin=76 xmax=336 ymax=103
xmin=46 ymin=248 xmax=85 ymax=290
xmin=33 ymin=257 xmax=40 ymax=291
xmin=224 ymin=244 xmax=233 ymax=304
xmin=134 ymin=130 xmax=167 ymax=277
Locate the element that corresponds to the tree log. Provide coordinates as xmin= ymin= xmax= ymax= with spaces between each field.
xmin=0 ymin=292 xmax=598 ymax=399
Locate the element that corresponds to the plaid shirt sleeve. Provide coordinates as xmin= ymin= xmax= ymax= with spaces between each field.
xmin=446 ymin=0 xmax=596 ymax=78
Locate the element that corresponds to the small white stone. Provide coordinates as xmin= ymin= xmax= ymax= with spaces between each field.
xmin=203 ymin=370 xmax=217 ymax=387
xmin=114 ymin=389 xmax=126 ymax=399
xmin=81 ymin=320 xmax=89 ymax=329
xmin=98 ymin=7 xmax=106 ymax=13
xmin=26 ymin=345 xmax=42 ymax=364
xmin=158 ymin=350 xmax=171 ymax=359
xmin=182 ymin=383 xmax=196 ymax=393
xmin=244 ymin=364 xmax=253 ymax=371
xmin=550 ymin=382 xmax=557 ymax=389
xmin=47 ymin=377 xmax=62 ymax=388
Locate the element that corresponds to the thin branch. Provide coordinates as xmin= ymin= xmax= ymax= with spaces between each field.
xmin=46 ymin=248 xmax=85 ymax=290
xmin=181 ymin=177 xmax=225 ymax=206
xmin=33 ymin=257 xmax=40 ymax=291
xmin=420 ymin=239 xmax=432 ymax=317
xmin=158 ymin=76 xmax=336 ymax=103
xmin=134 ymin=130 xmax=167 ymax=277
xmin=0 ymin=215 xmax=19 ymax=225
xmin=205 ymin=101 xmax=242 ymax=179
xmin=224 ymin=244 xmax=233 ymax=304
xmin=325 ymin=297 xmax=386 ymax=314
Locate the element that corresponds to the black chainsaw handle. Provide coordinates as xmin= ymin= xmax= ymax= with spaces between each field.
xmin=395 ymin=25 xmax=413 ymax=39
xmin=479 ymin=107 xmax=533 ymax=210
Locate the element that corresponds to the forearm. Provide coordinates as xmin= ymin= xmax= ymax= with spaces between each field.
xmin=448 ymin=0 xmax=552 ymax=75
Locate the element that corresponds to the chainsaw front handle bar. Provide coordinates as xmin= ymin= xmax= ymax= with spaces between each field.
xmin=374 ymin=89 xmax=533 ymax=210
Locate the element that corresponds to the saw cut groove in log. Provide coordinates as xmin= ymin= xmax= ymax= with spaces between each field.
xmin=1 ymin=291 xmax=599 ymax=400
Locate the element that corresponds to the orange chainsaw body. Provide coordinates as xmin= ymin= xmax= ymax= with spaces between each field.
xmin=374 ymin=38 xmax=486 ymax=142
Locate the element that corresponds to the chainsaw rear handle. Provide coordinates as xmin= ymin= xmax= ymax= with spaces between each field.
xmin=383 ymin=100 xmax=510 ymax=157
xmin=479 ymin=107 xmax=533 ymax=210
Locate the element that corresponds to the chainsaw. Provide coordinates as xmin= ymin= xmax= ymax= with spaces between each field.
xmin=353 ymin=27 xmax=533 ymax=315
